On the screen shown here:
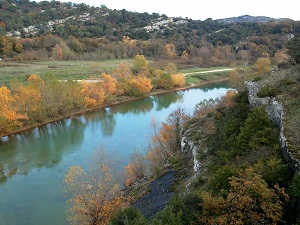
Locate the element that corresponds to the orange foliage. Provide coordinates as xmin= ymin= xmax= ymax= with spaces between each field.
xmin=102 ymin=73 xmax=116 ymax=95
xmin=127 ymin=76 xmax=152 ymax=96
xmin=0 ymin=86 xmax=27 ymax=136
xmin=81 ymin=81 xmax=105 ymax=107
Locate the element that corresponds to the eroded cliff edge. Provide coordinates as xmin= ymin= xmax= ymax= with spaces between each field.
xmin=246 ymin=81 xmax=299 ymax=172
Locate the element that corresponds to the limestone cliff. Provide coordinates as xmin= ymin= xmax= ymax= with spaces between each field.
xmin=246 ymin=81 xmax=299 ymax=172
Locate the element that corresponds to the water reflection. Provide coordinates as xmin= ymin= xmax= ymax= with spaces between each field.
xmin=152 ymin=92 xmax=184 ymax=111
xmin=110 ymin=97 xmax=154 ymax=115
xmin=0 ymin=118 xmax=85 ymax=184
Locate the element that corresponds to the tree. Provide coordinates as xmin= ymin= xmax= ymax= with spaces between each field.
xmin=111 ymin=62 xmax=132 ymax=79
xmin=164 ymin=43 xmax=176 ymax=58
xmin=255 ymin=57 xmax=271 ymax=74
xmin=10 ymin=79 xmax=42 ymax=117
xmin=52 ymin=44 xmax=63 ymax=60
xmin=81 ymin=81 xmax=105 ymax=107
xmin=65 ymin=148 xmax=123 ymax=225
xmin=0 ymin=86 xmax=27 ymax=137
xmin=200 ymin=167 xmax=287 ymax=225
xmin=133 ymin=55 xmax=148 ymax=74
xmin=164 ymin=62 xmax=177 ymax=75
xmin=101 ymin=73 xmax=116 ymax=97
xmin=171 ymin=73 xmax=185 ymax=87
xmin=286 ymin=38 xmax=300 ymax=64
xmin=126 ymin=76 xmax=152 ymax=97
xmin=125 ymin=148 xmax=148 ymax=186
xmin=146 ymin=107 xmax=188 ymax=171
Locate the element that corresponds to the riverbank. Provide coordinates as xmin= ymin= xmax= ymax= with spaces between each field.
xmin=2 ymin=77 xmax=230 ymax=138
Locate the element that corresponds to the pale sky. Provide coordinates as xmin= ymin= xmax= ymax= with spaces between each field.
xmin=48 ymin=0 xmax=300 ymax=21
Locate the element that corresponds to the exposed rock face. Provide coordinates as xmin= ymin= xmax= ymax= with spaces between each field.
xmin=246 ymin=81 xmax=299 ymax=172
xmin=181 ymin=136 xmax=200 ymax=172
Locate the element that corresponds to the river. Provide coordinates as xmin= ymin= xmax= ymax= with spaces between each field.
xmin=0 ymin=82 xmax=230 ymax=225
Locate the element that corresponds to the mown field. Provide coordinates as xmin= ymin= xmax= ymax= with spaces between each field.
xmin=0 ymin=59 xmax=233 ymax=87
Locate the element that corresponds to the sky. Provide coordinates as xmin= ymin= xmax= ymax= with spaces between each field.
xmin=48 ymin=0 xmax=300 ymax=21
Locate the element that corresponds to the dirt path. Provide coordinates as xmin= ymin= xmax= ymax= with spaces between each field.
xmin=184 ymin=68 xmax=234 ymax=76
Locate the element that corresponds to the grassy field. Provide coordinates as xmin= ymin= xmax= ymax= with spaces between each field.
xmin=0 ymin=59 xmax=233 ymax=87
xmin=0 ymin=59 xmax=133 ymax=86
xmin=183 ymin=69 xmax=232 ymax=85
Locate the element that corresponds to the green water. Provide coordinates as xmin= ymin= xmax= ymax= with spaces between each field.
xmin=0 ymin=83 xmax=230 ymax=225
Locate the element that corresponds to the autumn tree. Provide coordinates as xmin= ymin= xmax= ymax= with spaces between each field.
xmin=181 ymin=50 xmax=189 ymax=59
xmin=10 ymin=79 xmax=42 ymax=119
xmin=146 ymin=107 xmax=189 ymax=171
xmin=171 ymin=73 xmax=185 ymax=87
xmin=255 ymin=57 xmax=271 ymax=74
xmin=81 ymin=81 xmax=105 ymax=107
xmin=101 ymin=73 xmax=116 ymax=98
xmin=164 ymin=43 xmax=177 ymax=58
xmin=200 ymin=167 xmax=287 ymax=225
xmin=273 ymin=49 xmax=290 ymax=65
xmin=125 ymin=148 xmax=148 ymax=186
xmin=111 ymin=62 xmax=132 ymax=80
xmin=126 ymin=76 xmax=152 ymax=97
xmin=65 ymin=148 xmax=123 ymax=225
xmin=0 ymin=86 xmax=27 ymax=137
xmin=52 ymin=44 xmax=63 ymax=60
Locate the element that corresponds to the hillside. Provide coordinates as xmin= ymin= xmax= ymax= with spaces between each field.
xmin=217 ymin=14 xmax=290 ymax=23
xmin=0 ymin=0 xmax=299 ymax=43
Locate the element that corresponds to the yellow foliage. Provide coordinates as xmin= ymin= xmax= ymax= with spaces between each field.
xmin=171 ymin=73 xmax=185 ymax=87
xmin=255 ymin=57 xmax=271 ymax=74
xmin=128 ymin=76 xmax=152 ymax=96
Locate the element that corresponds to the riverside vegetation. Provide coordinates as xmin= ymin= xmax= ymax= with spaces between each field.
xmin=1 ymin=1 xmax=300 ymax=223
xmin=64 ymin=38 xmax=300 ymax=225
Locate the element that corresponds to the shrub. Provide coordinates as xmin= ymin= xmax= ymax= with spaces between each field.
xmin=257 ymin=84 xmax=277 ymax=98
xmin=109 ymin=207 xmax=149 ymax=225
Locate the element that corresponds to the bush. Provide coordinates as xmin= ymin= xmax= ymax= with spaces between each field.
xmin=109 ymin=207 xmax=149 ymax=225
xmin=253 ymin=76 xmax=263 ymax=82
xmin=257 ymin=84 xmax=277 ymax=98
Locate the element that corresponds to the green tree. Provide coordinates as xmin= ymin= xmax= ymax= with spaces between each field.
xmin=286 ymin=38 xmax=300 ymax=64
xmin=133 ymin=55 xmax=148 ymax=74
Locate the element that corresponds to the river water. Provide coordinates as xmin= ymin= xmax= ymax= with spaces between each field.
xmin=0 ymin=82 xmax=230 ymax=225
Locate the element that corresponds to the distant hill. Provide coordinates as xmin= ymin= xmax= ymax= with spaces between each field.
xmin=217 ymin=15 xmax=290 ymax=23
